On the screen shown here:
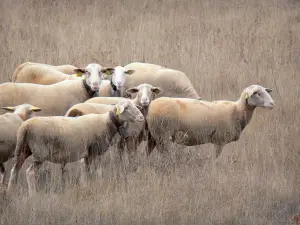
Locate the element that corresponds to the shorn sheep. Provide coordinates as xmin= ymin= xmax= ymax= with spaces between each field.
xmin=12 ymin=64 xmax=81 ymax=85
xmin=12 ymin=62 xmax=78 ymax=81
xmin=85 ymin=83 xmax=162 ymax=156
xmin=100 ymin=62 xmax=200 ymax=99
xmin=67 ymin=84 xmax=162 ymax=165
xmin=0 ymin=63 xmax=114 ymax=116
xmin=123 ymin=62 xmax=201 ymax=99
xmin=98 ymin=66 xmax=135 ymax=97
xmin=0 ymin=104 xmax=41 ymax=185
xmin=146 ymin=85 xmax=274 ymax=159
xmin=7 ymin=100 xmax=144 ymax=196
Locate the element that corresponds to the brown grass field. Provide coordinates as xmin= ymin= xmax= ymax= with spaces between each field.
xmin=0 ymin=0 xmax=300 ymax=224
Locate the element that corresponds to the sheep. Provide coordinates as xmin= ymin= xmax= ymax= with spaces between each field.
xmin=12 ymin=62 xmax=78 ymax=81
xmin=104 ymin=62 xmax=201 ymax=99
xmin=146 ymin=85 xmax=275 ymax=160
xmin=86 ymin=83 xmax=162 ymax=145
xmin=97 ymin=66 xmax=135 ymax=97
xmin=65 ymin=103 xmax=115 ymax=117
xmin=0 ymin=104 xmax=41 ymax=185
xmin=65 ymin=103 xmax=127 ymax=156
xmin=69 ymin=84 xmax=163 ymax=163
xmin=12 ymin=64 xmax=82 ymax=85
xmin=0 ymin=63 xmax=115 ymax=116
xmin=7 ymin=100 xmax=144 ymax=195
xmin=125 ymin=62 xmax=163 ymax=72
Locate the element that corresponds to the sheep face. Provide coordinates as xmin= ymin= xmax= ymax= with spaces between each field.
xmin=126 ymin=83 xmax=163 ymax=107
xmin=245 ymin=85 xmax=274 ymax=109
xmin=74 ymin=63 xmax=114 ymax=91
xmin=111 ymin=66 xmax=135 ymax=90
xmin=2 ymin=104 xmax=42 ymax=120
xmin=115 ymin=100 xmax=144 ymax=123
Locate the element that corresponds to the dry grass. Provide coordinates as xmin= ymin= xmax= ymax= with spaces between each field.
xmin=0 ymin=0 xmax=300 ymax=224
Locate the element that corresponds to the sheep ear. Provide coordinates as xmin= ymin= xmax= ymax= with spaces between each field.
xmin=265 ymin=88 xmax=273 ymax=93
xmin=151 ymin=87 xmax=163 ymax=94
xmin=1 ymin=106 xmax=15 ymax=112
xmin=245 ymin=89 xmax=254 ymax=100
xmin=116 ymin=104 xmax=124 ymax=115
xmin=126 ymin=87 xmax=139 ymax=94
xmin=74 ymin=68 xmax=86 ymax=77
xmin=244 ymin=93 xmax=249 ymax=100
xmin=125 ymin=69 xmax=135 ymax=75
xmin=30 ymin=107 xmax=42 ymax=112
xmin=101 ymin=68 xmax=115 ymax=75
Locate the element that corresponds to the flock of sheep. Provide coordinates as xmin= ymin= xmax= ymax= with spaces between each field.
xmin=0 ymin=61 xmax=275 ymax=196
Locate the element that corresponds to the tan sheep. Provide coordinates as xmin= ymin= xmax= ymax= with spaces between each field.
xmin=69 ymin=84 xmax=162 ymax=164
xmin=12 ymin=64 xmax=81 ymax=85
xmin=104 ymin=62 xmax=201 ymax=99
xmin=65 ymin=103 xmax=115 ymax=117
xmin=12 ymin=62 xmax=78 ymax=81
xmin=0 ymin=63 xmax=114 ymax=116
xmin=146 ymin=85 xmax=274 ymax=159
xmin=0 ymin=104 xmax=41 ymax=185
xmin=7 ymin=100 xmax=144 ymax=195
xmin=124 ymin=62 xmax=163 ymax=72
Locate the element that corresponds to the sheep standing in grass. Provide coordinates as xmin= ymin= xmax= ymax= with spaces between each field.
xmin=67 ymin=84 xmax=162 ymax=166
xmin=123 ymin=62 xmax=201 ymax=99
xmin=0 ymin=104 xmax=41 ymax=185
xmin=146 ymin=85 xmax=274 ymax=159
xmin=7 ymin=100 xmax=144 ymax=196
xmin=12 ymin=64 xmax=82 ymax=85
xmin=100 ymin=63 xmax=200 ymax=99
xmin=98 ymin=66 xmax=135 ymax=97
xmin=0 ymin=63 xmax=114 ymax=116
xmin=85 ymin=84 xmax=162 ymax=157
xmin=12 ymin=62 xmax=78 ymax=81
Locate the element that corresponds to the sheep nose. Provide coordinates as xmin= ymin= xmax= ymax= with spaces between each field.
xmin=92 ymin=82 xmax=99 ymax=87
xmin=270 ymin=102 xmax=274 ymax=106
xmin=141 ymin=98 xmax=149 ymax=105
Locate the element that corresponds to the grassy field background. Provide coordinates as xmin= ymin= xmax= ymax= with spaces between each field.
xmin=0 ymin=0 xmax=300 ymax=224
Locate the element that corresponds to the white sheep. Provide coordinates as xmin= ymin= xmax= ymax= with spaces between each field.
xmin=123 ymin=62 xmax=201 ymax=99
xmin=100 ymin=62 xmax=200 ymax=99
xmin=85 ymin=83 xmax=162 ymax=155
xmin=67 ymin=84 xmax=163 ymax=164
xmin=0 ymin=104 xmax=41 ymax=185
xmin=12 ymin=64 xmax=82 ymax=85
xmin=12 ymin=62 xmax=78 ymax=81
xmin=0 ymin=63 xmax=114 ymax=116
xmin=146 ymin=85 xmax=274 ymax=159
xmin=7 ymin=100 xmax=144 ymax=196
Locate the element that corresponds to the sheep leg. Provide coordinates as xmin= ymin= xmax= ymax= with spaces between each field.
xmin=80 ymin=157 xmax=92 ymax=187
xmin=117 ymin=140 xmax=126 ymax=162
xmin=156 ymin=142 xmax=172 ymax=165
xmin=146 ymin=132 xmax=156 ymax=156
xmin=7 ymin=146 xmax=31 ymax=192
xmin=214 ymin=144 xmax=224 ymax=159
xmin=60 ymin=164 xmax=67 ymax=192
xmin=26 ymin=159 xmax=43 ymax=197
xmin=0 ymin=163 xmax=5 ymax=185
xmin=126 ymin=137 xmax=138 ymax=172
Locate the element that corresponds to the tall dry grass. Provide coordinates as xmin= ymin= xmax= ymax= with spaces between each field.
xmin=0 ymin=0 xmax=300 ymax=224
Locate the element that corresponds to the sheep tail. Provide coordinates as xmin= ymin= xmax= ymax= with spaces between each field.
xmin=13 ymin=125 xmax=31 ymax=164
